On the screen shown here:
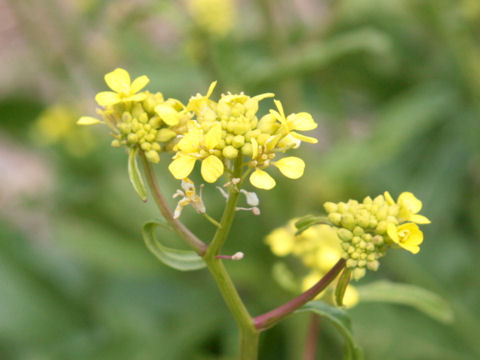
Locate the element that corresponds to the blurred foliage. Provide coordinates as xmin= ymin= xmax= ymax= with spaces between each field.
xmin=1 ymin=0 xmax=480 ymax=359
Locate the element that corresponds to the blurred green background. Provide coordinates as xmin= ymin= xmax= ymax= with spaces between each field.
xmin=1 ymin=0 xmax=480 ymax=359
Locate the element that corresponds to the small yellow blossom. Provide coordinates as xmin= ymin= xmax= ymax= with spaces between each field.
xmin=269 ymin=100 xmax=318 ymax=146
xmin=265 ymin=222 xmax=358 ymax=307
xmin=168 ymin=121 xmax=224 ymax=183
xmin=34 ymin=104 xmax=97 ymax=157
xmin=384 ymin=191 xmax=430 ymax=224
xmin=95 ymin=68 xmax=149 ymax=107
xmin=387 ymin=222 xmax=423 ymax=254
xmin=187 ymin=0 xmax=236 ymax=38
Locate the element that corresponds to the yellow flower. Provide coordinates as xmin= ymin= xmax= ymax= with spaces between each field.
xmin=384 ymin=191 xmax=430 ymax=224
xmin=265 ymin=227 xmax=295 ymax=256
xmin=269 ymin=100 xmax=318 ymax=145
xmin=187 ymin=81 xmax=218 ymax=124
xmin=95 ymin=68 xmax=149 ymax=107
xmin=387 ymin=222 xmax=424 ymax=254
xmin=187 ymin=0 xmax=236 ymax=38
xmin=168 ymin=121 xmax=224 ymax=183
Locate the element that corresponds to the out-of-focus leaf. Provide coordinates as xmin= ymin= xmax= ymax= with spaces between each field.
xmin=128 ymin=147 xmax=147 ymax=202
xmin=357 ymin=281 xmax=454 ymax=324
xmin=321 ymin=83 xmax=458 ymax=178
xmin=142 ymin=221 xmax=206 ymax=271
xmin=244 ymin=28 xmax=392 ymax=86
xmin=272 ymin=262 xmax=300 ymax=293
xmin=297 ymin=301 xmax=363 ymax=359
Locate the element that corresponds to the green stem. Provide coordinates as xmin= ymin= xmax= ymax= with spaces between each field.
xmin=203 ymin=156 xmax=259 ymax=359
xmin=142 ymin=154 xmax=258 ymax=359
xmin=140 ymin=153 xmax=207 ymax=255
xmin=205 ymin=156 xmax=244 ymax=258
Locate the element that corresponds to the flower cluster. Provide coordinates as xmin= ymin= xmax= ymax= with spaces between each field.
xmin=78 ymin=68 xmax=190 ymax=163
xmin=324 ymin=192 xmax=430 ymax=279
xmin=265 ymin=221 xmax=358 ymax=308
xmin=79 ymin=69 xmax=318 ymax=190
xmin=169 ymin=83 xmax=317 ymax=190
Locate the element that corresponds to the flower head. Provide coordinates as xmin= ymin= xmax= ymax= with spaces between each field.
xmin=324 ymin=191 xmax=430 ymax=279
xmin=387 ymin=222 xmax=423 ymax=254
xmin=95 ymin=68 xmax=150 ymax=107
xmin=265 ymin=222 xmax=359 ymax=307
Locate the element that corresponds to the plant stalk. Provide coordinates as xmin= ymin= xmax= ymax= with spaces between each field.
xmin=254 ymin=259 xmax=346 ymax=331
xmin=140 ymin=153 xmax=207 ymax=255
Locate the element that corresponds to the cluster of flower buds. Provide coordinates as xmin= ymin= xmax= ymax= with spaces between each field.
xmin=78 ymin=68 xmax=190 ymax=163
xmin=265 ymin=221 xmax=359 ymax=307
xmin=79 ymin=68 xmax=318 ymax=191
xmin=324 ymin=192 xmax=430 ymax=279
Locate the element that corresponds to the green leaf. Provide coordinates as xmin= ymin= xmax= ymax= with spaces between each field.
xmin=297 ymin=301 xmax=363 ymax=359
xmin=294 ymin=215 xmax=331 ymax=235
xmin=128 ymin=148 xmax=147 ymax=202
xmin=356 ymin=281 xmax=454 ymax=324
xmin=335 ymin=269 xmax=352 ymax=307
xmin=142 ymin=221 xmax=206 ymax=271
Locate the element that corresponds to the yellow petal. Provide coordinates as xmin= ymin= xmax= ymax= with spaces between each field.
xmin=273 ymin=156 xmax=305 ymax=179
xmin=104 ymin=68 xmax=131 ymax=93
xmin=273 ymin=99 xmax=286 ymax=120
xmin=288 ymin=112 xmax=317 ymax=131
xmin=203 ymin=123 xmax=222 ymax=149
xmin=77 ymin=116 xmax=102 ymax=125
xmin=168 ymin=156 xmax=196 ymax=179
xmin=265 ymin=227 xmax=294 ymax=256
xmin=95 ymin=91 xmax=120 ymax=106
xmin=206 ymin=81 xmax=217 ymax=98
xmin=126 ymin=93 xmax=147 ymax=102
xmin=398 ymin=192 xmax=422 ymax=213
xmin=290 ymin=131 xmax=318 ymax=144
xmin=251 ymin=137 xmax=258 ymax=159
xmin=384 ymin=191 xmax=395 ymax=205
xmin=130 ymin=75 xmax=150 ymax=93
xmin=401 ymin=243 xmax=420 ymax=254
xmin=386 ymin=223 xmax=399 ymax=243
xmin=250 ymin=169 xmax=276 ymax=190
xmin=201 ymin=155 xmax=224 ymax=183
xmin=155 ymin=104 xmax=179 ymax=126
xmin=410 ymin=214 xmax=431 ymax=224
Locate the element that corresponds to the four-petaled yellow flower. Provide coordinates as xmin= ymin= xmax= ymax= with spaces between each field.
xmin=269 ymin=100 xmax=318 ymax=147
xmin=95 ymin=68 xmax=150 ymax=107
xmin=384 ymin=191 xmax=430 ymax=224
xmin=168 ymin=121 xmax=224 ymax=183
xmin=387 ymin=222 xmax=423 ymax=254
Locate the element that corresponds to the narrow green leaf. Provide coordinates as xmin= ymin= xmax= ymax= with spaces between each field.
xmin=357 ymin=281 xmax=454 ymax=324
xmin=294 ymin=216 xmax=331 ymax=235
xmin=142 ymin=221 xmax=206 ymax=271
xmin=128 ymin=148 xmax=147 ymax=202
xmin=297 ymin=301 xmax=363 ymax=360
xmin=335 ymin=269 xmax=352 ymax=307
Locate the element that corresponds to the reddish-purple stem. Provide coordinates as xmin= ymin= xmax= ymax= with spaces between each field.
xmin=304 ymin=314 xmax=320 ymax=360
xmin=254 ymin=259 xmax=346 ymax=331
